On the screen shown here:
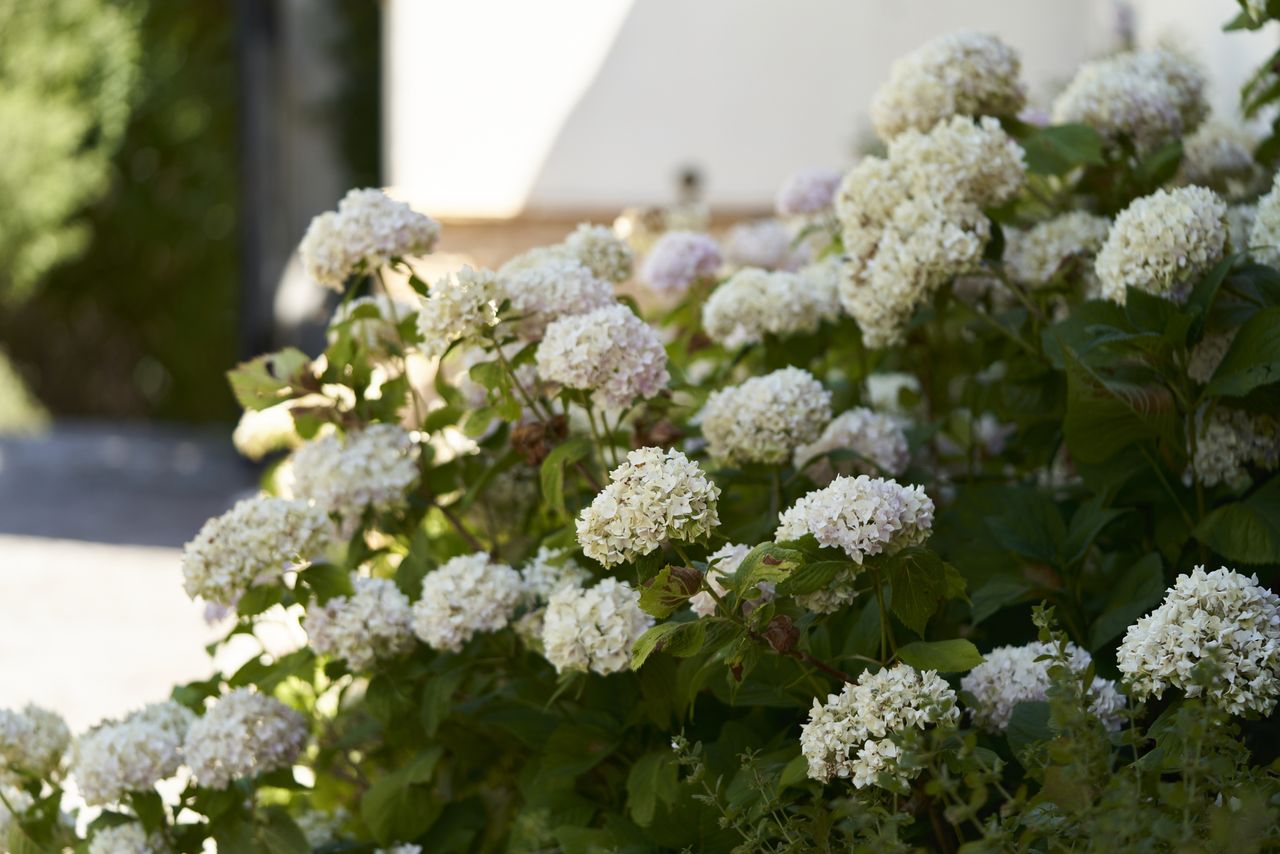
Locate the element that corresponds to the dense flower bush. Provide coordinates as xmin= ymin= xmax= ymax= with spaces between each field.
xmin=5 ymin=8 xmax=1280 ymax=852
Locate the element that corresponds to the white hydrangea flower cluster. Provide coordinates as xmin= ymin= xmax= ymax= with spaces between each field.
xmin=232 ymin=403 xmax=301 ymax=462
xmin=0 ymin=703 xmax=70 ymax=778
xmin=416 ymin=266 xmax=500 ymax=359
xmin=775 ymin=167 xmax=843 ymax=216
xmin=412 ymin=552 xmax=523 ymax=652
xmin=296 ymin=808 xmax=347 ymax=848
xmin=960 ymin=642 xmax=1125 ymax=732
xmin=184 ymin=689 xmax=308 ymax=790
xmin=541 ymin=578 xmax=653 ymax=675
xmin=304 ymin=575 xmax=415 ymax=670
xmin=723 ymin=219 xmax=800 ymax=270
xmin=800 ymin=664 xmax=960 ymax=787
xmin=870 ymin=31 xmax=1025 ymax=140
xmin=577 ymin=447 xmax=720 ymax=568
xmin=836 ymin=116 xmax=1025 ymax=346
xmin=73 ymin=701 xmax=194 ymax=805
xmin=299 ymin=188 xmax=440 ymax=290
xmin=520 ymin=546 xmax=591 ymax=604
xmin=1176 ymin=120 xmax=1263 ymax=200
xmin=287 ymin=424 xmax=420 ymax=519
xmin=535 ymin=304 xmax=669 ymax=411
xmin=1248 ymin=171 xmax=1280 ymax=266
xmin=1191 ymin=407 xmax=1279 ymax=487
xmin=792 ymin=406 xmax=910 ymax=483
xmin=1095 ymin=186 xmax=1228 ymax=304
xmin=1117 ymin=566 xmax=1280 ymax=715
xmin=181 ymin=495 xmax=330 ymax=606
xmin=776 ymin=475 xmax=934 ymax=564
xmin=1188 ymin=330 xmax=1236 ymax=384
xmin=638 ymin=231 xmax=723 ymax=297
xmin=563 ymin=223 xmax=634 ymax=283
xmin=689 ymin=543 xmax=753 ymax=618
xmin=329 ymin=294 xmax=417 ymax=350
xmin=702 ymin=267 xmax=829 ymax=348
xmin=88 ymin=823 xmax=164 ymax=854
xmin=699 ymin=367 xmax=832 ymax=465
xmin=377 ymin=845 xmax=424 ymax=854
xmin=1051 ymin=49 xmax=1207 ymax=155
xmin=1229 ymin=203 xmax=1258 ymax=252
xmin=797 ymin=257 xmax=845 ymax=323
xmin=1004 ymin=212 xmax=1111 ymax=286
xmin=499 ymin=256 xmax=615 ymax=340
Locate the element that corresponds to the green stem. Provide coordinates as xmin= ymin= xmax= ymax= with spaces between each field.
xmin=871 ymin=566 xmax=896 ymax=662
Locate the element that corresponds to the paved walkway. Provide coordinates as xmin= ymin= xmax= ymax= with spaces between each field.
xmin=0 ymin=422 xmax=260 ymax=730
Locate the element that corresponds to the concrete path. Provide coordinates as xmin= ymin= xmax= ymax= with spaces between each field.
xmin=0 ymin=422 xmax=261 ymax=731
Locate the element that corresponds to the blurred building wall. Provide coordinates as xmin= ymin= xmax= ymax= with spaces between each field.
xmin=385 ymin=0 xmax=1276 ymax=220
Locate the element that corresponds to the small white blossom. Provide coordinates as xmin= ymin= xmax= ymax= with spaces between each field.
xmin=1004 ymin=212 xmax=1111 ymax=286
xmin=1118 ymin=566 xmax=1280 ymax=715
xmin=775 ymin=168 xmax=843 ymax=216
xmin=88 ymin=823 xmax=165 ymax=854
xmin=577 ymin=447 xmax=720 ymax=568
xmin=1095 ymin=186 xmax=1228 ymax=304
xmin=299 ymin=188 xmax=440 ymax=290
xmin=232 ymin=403 xmax=301 ymax=462
xmin=871 ymin=31 xmax=1026 ymax=141
xmin=1248 ymin=171 xmax=1280 ymax=266
xmin=73 ymin=701 xmax=194 ymax=804
xmin=800 ymin=664 xmax=959 ymax=787
xmin=1176 ymin=120 xmax=1263 ymax=201
xmin=961 ymin=642 xmax=1125 ymax=732
xmin=723 ymin=219 xmax=801 ymax=270
xmin=184 ymin=688 xmax=307 ymax=790
xmin=699 ymin=367 xmax=832 ymax=465
xmin=520 ymin=546 xmax=591 ymax=605
xmin=541 ymin=579 xmax=653 ymax=675
xmin=181 ymin=495 xmax=330 ymax=606
xmin=1052 ymin=49 xmax=1207 ymax=155
xmin=412 ymin=552 xmax=523 ymax=652
xmin=0 ymin=704 xmax=70 ymax=779
xmin=296 ymin=808 xmax=347 ymax=848
xmin=689 ymin=543 xmax=753 ymax=618
xmin=499 ymin=256 xmax=615 ymax=340
xmin=563 ymin=223 xmax=634 ymax=283
xmin=536 ymin=304 xmax=669 ymax=411
xmin=305 ymin=575 xmax=415 ymax=670
xmin=416 ymin=266 xmax=499 ymax=359
xmin=1191 ymin=407 xmax=1278 ymax=487
xmin=287 ymin=424 xmax=420 ymax=520
xmin=793 ymin=406 xmax=910 ymax=483
xmin=776 ymin=475 xmax=934 ymax=564
xmin=702 ymin=267 xmax=827 ymax=348
xmin=866 ymin=373 xmax=922 ymax=415
xmin=639 ymin=231 xmax=723 ymax=297
xmin=377 ymin=845 xmax=424 ymax=854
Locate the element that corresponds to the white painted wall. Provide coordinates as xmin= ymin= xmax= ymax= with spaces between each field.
xmin=385 ymin=0 xmax=1275 ymax=218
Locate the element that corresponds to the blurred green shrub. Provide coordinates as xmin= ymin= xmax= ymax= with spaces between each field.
xmin=0 ymin=0 xmax=140 ymax=302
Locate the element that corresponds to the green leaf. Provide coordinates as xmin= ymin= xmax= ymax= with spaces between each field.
xmin=987 ymin=493 xmax=1066 ymax=567
xmin=896 ymin=639 xmax=984 ymax=673
xmin=5 ymin=825 xmax=42 ymax=854
xmin=1193 ymin=477 xmax=1280 ymax=564
xmin=257 ymin=807 xmax=311 ymax=854
xmin=361 ymin=748 xmax=445 ymax=844
xmin=774 ymin=561 xmax=849 ymax=596
xmin=730 ymin=543 xmax=805 ymax=604
xmin=420 ymin=668 xmax=466 ymax=737
xmin=227 ymin=347 xmax=311 ymax=411
xmin=129 ymin=791 xmax=166 ymax=834
xmin=539 ymin=436 xmax=593 ymax=518
xmin=1204 ymin=306 xmax=1280 ymax=398
xmin=625 ymin=751 xmax=677 ymax=827
xmin=298 ymin=563 xmax=353 ymax=604
xmin=468 ymin=360 xmax=505 ymax=391
xmin=639 ymin=566 xmax=697 ymax=619
xmin=1006 ymin=700 xmax=1053 ymax=759
xmin=631 ymin=620 xmax=707 ymax=670
xmin=970 ymin=576 xmax=1033 ymax=625
xmin=1021 ymin=124 xmax=1105 ymax=175
xmin=1061 ymin=495 xmax=1128 ymax=568
xmin=236 ymin=583 xmax=283 ymax=617
xmin=1087 ymin=552 xmax=1164 ymax=650
xmin=1061 ymin=346 xmax=1177 ymax=464
xmin=885 ymin=549 xmax=949 ymax=636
